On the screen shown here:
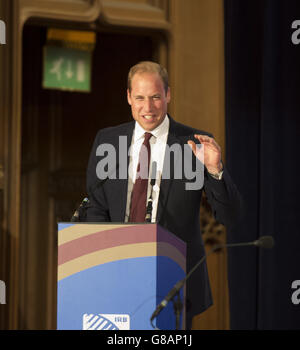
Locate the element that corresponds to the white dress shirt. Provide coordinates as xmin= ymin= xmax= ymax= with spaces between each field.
xmin=125 ymin=115 xmax=169 ymax=222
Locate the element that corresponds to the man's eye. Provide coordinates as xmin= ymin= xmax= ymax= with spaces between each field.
xmin=153 ymin=96 xmax=160 ymax=99
xmin=136 ymin=97 xmax=144 ymax=100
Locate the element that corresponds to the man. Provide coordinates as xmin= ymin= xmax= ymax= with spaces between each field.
xmin=85 ymin=61 xmax=242 ymax=329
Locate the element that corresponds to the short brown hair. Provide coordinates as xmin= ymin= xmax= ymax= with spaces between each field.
xmin=127 ymin=61 xmax=169 ymax=94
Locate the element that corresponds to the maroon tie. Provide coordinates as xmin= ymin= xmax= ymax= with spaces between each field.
xmin=129 ymin=132 xmax=152 ymax=222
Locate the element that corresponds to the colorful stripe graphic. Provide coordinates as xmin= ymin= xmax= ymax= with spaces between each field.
xmin=57 ymin=223 xmax=186 ymax=330
xmin=58 ymin=224 xmax=186 ymax=281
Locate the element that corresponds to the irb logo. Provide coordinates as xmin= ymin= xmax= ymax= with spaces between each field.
xmin=0 ymin=20 xmax=5 ymax=45
xmin=83 ymin=313 xmax=130 ymax=330
xmin=0 ymin=280 xmax=6 ymax=304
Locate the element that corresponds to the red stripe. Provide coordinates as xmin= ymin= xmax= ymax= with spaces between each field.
xmin=58 ymin=225 xmax=156 ymax=265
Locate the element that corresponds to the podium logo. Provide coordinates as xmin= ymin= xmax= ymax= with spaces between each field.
xmin=82 ymin=313 xmax=130 ymax=330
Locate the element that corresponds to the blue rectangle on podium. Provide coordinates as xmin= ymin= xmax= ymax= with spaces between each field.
xmin=57 ymin=223 xmax=186 ymax=330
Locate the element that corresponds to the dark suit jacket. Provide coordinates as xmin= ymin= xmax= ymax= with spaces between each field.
xmin=85 ymin=116 xmax=243 ymax=328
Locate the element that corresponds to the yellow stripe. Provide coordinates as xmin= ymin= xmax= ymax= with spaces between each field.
xmin=47 ymin=29 xmax=96 ymax=44
xmin=58 ymin=242 xmax=186 ymax=281
xmin=58 ymin=224 xmax=137 ymax=245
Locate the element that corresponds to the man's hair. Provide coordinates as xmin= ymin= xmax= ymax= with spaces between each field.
xmin=127 ymin=61 xmax=169 ymax=94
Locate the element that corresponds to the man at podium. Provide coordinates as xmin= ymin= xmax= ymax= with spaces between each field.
xmin=84 ymin=61 xmax=242 ymax=329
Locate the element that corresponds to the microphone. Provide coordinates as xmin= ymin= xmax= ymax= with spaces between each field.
xmin=150 ymin=235 xmax=275 ymax=327
xmin=71 ymin=197 xmax=89 ymax=222
xmin=72 ymin=162 xmax=121 ymax=223
xmin=253 ymin=235 xmax=274 ymax=249
xmin=145 ymin=161 xmax=157 ymax=222
xmin=150 ymin=161 xmax=157 ymax=187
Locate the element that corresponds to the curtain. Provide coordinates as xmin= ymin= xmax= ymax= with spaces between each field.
xmin=224 ymin=0 xmax=300 ymax=329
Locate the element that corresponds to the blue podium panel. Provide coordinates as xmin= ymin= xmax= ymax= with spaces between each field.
xmin=57 ymin=223 xmax=186 ymax=330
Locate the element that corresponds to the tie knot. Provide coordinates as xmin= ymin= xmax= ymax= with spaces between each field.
xmin=144 ymin=132 xmax=152 ymax=143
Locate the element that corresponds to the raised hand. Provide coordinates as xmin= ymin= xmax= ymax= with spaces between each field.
xmin=188 ymin=134 xmax=223 ymax=175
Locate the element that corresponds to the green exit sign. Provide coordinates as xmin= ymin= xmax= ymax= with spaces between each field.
xmin=43 ymin=46 xmax=92 ymax=92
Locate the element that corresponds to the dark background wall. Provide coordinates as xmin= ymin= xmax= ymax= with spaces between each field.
xmin=225 ymin=0 xmax=300 ymax=329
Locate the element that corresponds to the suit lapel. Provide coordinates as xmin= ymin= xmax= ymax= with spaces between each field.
xmin=156 ymin=117 xmax=183 ymax=223
xmin=112 ymin=122 xmax=134 ymax=222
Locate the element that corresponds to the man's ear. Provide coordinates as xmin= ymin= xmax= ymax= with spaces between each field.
xmin=127 ymin=89 xmax=132 ymax=105
xmin=166 ymin=87 xmax=171 ymax=103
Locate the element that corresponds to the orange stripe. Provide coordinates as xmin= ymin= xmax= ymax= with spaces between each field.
xmin=58 ymin=225 xmax=157 ymax=265
xmin=58 ymin=224 xmax=137 ymax=245
xmin=58 ymin=242 xmax=186 ymax=281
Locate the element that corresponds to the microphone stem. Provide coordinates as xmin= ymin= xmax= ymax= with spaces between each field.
xmin=150 ymin=236 xmax=273 ymax=327
xmin=170 ymin=241 xmax=256 ymax=306
xmin=145 ymin=187 xmax=154 ymax=222
xmin=185 ymin=241 xmax=254 ymax=283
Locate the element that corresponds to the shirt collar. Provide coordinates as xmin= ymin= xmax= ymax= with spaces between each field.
xmin=134 ymin=114 xmax=169 ymax=141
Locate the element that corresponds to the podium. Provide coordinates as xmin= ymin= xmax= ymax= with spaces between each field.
xmin=57 ymin=223 xmax=186 ymax=330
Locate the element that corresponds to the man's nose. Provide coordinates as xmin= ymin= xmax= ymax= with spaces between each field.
xmin=143 ymin=98 xmax=153 ymax=112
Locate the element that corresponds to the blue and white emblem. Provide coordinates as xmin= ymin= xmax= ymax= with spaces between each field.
xmin=82 ymin=314 xmax=130 ymax=330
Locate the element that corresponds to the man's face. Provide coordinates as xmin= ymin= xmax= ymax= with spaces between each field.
xmin=127 ymin=72 xmax=171 ymax=131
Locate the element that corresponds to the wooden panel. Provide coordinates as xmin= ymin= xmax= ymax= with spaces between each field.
xmin=0 ymin=0 xmax=21 ymax=329
xmin=19 ymin=0 xmax=101 ymax=25
xmin=0 ymin=6 xmax=9 ymax=329
xmin=168 ymin=0 xmax=229 ymax=329
xmin=169 ymin=0 xmax=225 ymax=152
xmin=101 ymin=0 xmax=170 ymax=29
xmin=0 ymin=0 xmax=101 ymax=330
